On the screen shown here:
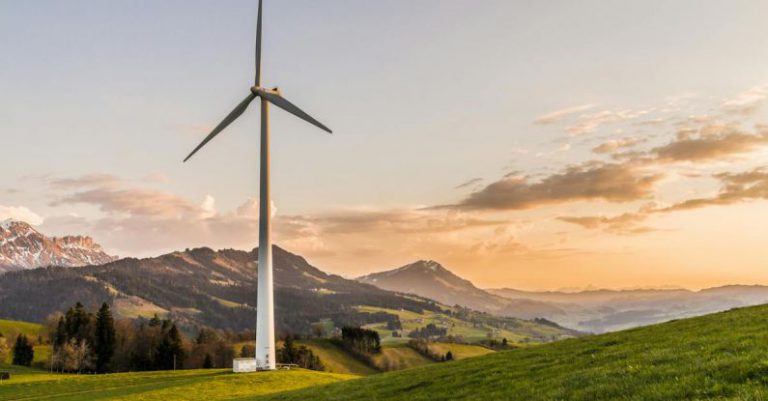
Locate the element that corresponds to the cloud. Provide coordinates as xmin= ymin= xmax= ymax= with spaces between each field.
xmin=455 ymin=178 xmax=483 ymax=189
xmin=286 ymin=208 xmax=506 ymax=235
xmin=566 ymin=109 xmax=649 ymax=136
xmin=558 ymin=210 xmax=655 ymax=235
xmin=533 ymin=104 xmax=595 ymax=125
xmin=592 ymin=137 xmax=644 ymax=154
xmin=0 ymin=205 xmax=44 ymax=226
xmin=42 ymin=173 xmax=521 ymax=266
xmin=235 ymin=197 xmax=277 ymax=219
xmin=722 ymin=86 xmax=768 ymax=115
xmin=200 ymin=195 xmax=217 ymax=219
xmin=660 ymin=168 xmax=768 ymax=212
xmin=446 ymin=162 xmax=662 ymax=211
xmin=52 ymin=187 xmax=205 ymax=219
xmin=50 ymin=174 xmax=122 ymax=190
xmin=649 ymin=124 xmax=768 ymax=163
xmin=560 ymin=167 xmax=768 ymax=234
xmin=142 ymin=173 xmax=171 ymax=184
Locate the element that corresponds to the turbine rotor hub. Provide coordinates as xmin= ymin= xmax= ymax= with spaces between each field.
xmin=251 ymin=86 xmax=281 ymax=96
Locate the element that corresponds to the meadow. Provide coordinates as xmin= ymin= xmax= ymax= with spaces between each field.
xmin=0 ymin=366 xmax=354 ymax=401
xmin=261 ymin=304 xmax=768 ymax=401
xmin=0 ymin=319 xmax=49 ymax=367
xmin=6 ymin=305 xmax=768 ymax=400
xmin=356 ymin=305 xmax=563 ymax=344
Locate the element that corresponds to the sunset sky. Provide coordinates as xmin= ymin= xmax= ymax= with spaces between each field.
xmin=2 ymin=0 xmax=768 ymax=290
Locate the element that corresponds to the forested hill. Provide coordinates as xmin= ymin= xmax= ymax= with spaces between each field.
xmin=0 ymin=246 xmax=437 ymax=333
xmin=0 ymin=246 xmax=575 ymax=340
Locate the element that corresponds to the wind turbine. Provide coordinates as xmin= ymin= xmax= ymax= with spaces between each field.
xmin=183 ymin=0 xmax=332 ymax=371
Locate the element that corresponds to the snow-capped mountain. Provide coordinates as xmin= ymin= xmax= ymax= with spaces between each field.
xmin=0 ymin=219 xmax=117 ymax=273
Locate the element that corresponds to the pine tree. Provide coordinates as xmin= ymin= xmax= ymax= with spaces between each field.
xmin=94 ymin=302 xmax=116 ymax=373
xmin=202 ymin=353 xmax=214 ymax=369
xmin=54 ymin=317 xmax=66 ymax=349
xmin=157 ymin=324 xmax=185 ymax=370
xmin=148 ymin=314 xmax=162 ymax=327
xmin=12 ymin=334 xmax=34 ymax=366
xmin=280 ymin=335 xmax=298 ymax=363
xmin=64 ymin=302 xmax=92 ymax=343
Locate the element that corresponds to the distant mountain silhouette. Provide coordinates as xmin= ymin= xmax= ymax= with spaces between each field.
xmin=357 ymin=258 xmax=768 ymax=333
xmin=358 ymin=260 xmax=564 ymax=319
xmin=489 ymin=285 xmax=768 ymax=333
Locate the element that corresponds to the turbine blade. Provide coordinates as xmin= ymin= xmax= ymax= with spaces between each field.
xmin=259 ymin=90 xmax=333 ymax=134
xmin=183 ymin=93 xmax=257 ymax=162
xmin=255 ymin=0 xmax=263 ymax=86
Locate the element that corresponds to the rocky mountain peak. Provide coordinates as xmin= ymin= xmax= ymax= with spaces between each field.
xmin=0 ymin=220 xmax=117 ymax=273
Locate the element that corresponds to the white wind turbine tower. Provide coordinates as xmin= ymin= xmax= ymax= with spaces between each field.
xmin=183 ymin=0 xmax=332 ymax=371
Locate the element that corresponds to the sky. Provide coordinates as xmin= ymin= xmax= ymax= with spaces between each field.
xmin=2 ymin=0 xmax=768 ymax=290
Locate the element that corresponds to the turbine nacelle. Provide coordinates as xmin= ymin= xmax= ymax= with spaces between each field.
xmin=251 ymin=86 xmax=281 ymax=96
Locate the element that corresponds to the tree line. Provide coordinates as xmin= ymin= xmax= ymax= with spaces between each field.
xmin=407 ymin=339 xmax=454 ymax=362
xmin=408 ymin=323 xmax=448 ymax=339
xmin=45 ymin=302 xmax=251 ymax=372
xmin=330 ymin=326 xmax=382 ymax=368
xmin=48 ymin=302 xmax=188 ymax=373
xmin=31 ymin=301 xmax=327 ymax=373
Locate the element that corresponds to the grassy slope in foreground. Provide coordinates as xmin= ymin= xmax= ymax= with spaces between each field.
xmin=259 ymin=304 xmax=768 ymax=401
xmin=0 ymin=367 xmax=354 ymax=401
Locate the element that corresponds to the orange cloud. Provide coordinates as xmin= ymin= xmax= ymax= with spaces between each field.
xmin=650 ymin=124 xmax=768 ymax=163
xmin=447 ymin=162 xmax=662 ymax=211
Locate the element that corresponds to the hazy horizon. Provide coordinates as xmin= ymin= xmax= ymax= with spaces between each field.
xmin=3 ymin=0 xmax=768 ymax=290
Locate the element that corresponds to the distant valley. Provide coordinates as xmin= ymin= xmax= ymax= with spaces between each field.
xmin=359 ymin=261 xmax=768 ymax=333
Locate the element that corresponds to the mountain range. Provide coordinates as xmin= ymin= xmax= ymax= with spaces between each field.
xmin=2 ymin=219 xmax=768 ymax=335
xmin=0 ymin=219 xmax=116 ymax=273
xmin=359 ymin=261 xmax=768 ymax=333
xmin=0 ymin=229 xmax=575 ymax=342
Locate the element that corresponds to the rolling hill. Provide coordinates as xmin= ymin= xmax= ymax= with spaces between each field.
xmin=258 ymin=303 xmax=768 ymax=401
xmin=0 ymin=319 xmax=43 ymax=338
xmin=0 ymin=246 xmax=574 ymax=343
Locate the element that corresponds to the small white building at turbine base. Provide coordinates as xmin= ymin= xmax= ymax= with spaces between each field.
xmin=233 ymin=358 xmax=260 ymax=373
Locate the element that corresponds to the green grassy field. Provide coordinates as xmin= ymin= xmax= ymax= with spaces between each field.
xmin=426 ymin=343 xmax=494 ymax=361
xmin=297 ymin=339 xmax=379 ymax=376
xmin=0 ymin=320 xmax=50 ymax=368
xmin=258 ymin=304 xmax=768 ymax=401
xmin=370 ymin=343 xmax=433 ymax=371
xmin=0 ymin=366 xmax=355 ymax=401
xmin=357 ymin=306 xmax=564 ymax=344
xmin=8 ymin=305 xmax=768 ymax=400
xmin=234 ymin=339 xmax=379 ymax=376
xmin=0 ymin=320 xmax=43 ymax=338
